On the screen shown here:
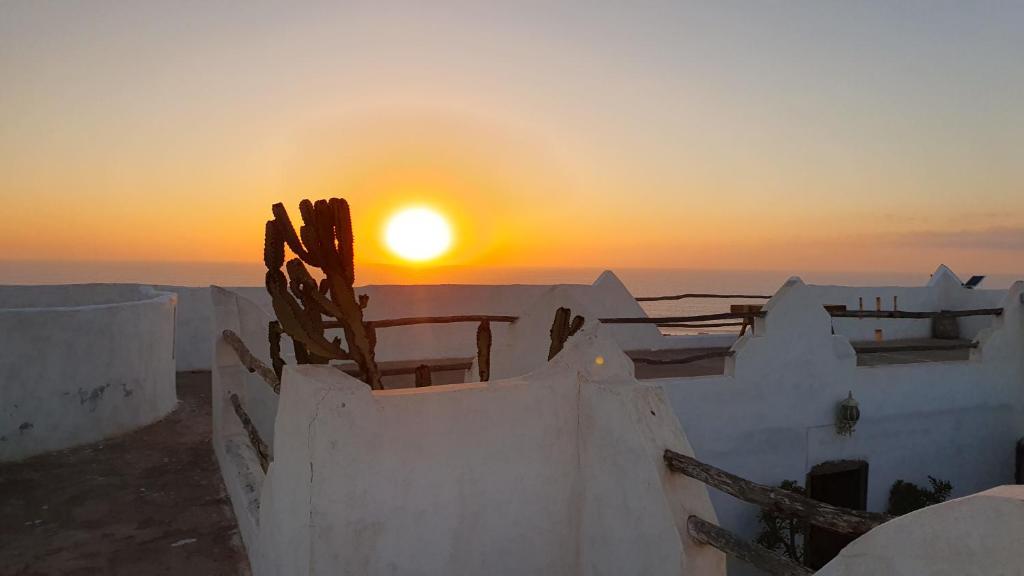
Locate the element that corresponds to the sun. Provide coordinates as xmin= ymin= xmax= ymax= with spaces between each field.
xmin=384 ymin=207 xmax=453 ymax=262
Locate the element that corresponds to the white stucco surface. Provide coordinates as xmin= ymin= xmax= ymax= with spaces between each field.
xmin=654 ymin=270 xmax=1024 ymax=575
xmin=253 ymin=326 xmax=724 ymax=576
xmin=816 ymin=485 xmax=1024 ymax=576
xmin=0 ymin=284 xmax=178 ymax=461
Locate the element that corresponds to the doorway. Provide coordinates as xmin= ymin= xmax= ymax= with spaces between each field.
xmin=805 ymin=460 xmax=869 ymax=569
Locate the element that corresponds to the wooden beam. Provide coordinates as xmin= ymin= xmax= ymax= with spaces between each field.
xmin=337 ymin=361 xmax=474 ymax=378
xmin=636 ymin=293 xmax=772 ymax=302
xmin=656 ymin=322 xmax=745 ymax=328
xmin=687 ymin=515 xmax=812 ymax=576
xmin=632 ymin=350 xmax=734 ymax=366
xmin=351 ymin=315 xmax=517 ymax=328
xmin=853 ymin=342 xmax=978 ymax=354
xmin=601 ymin=312 xmax=762 ymax=324
xmin=829 ymin=308 xmax=1002 ymax=319
xmin=223 ymin=329 xmax=281 ymax=394
xmin=664 ymin=449 xmax=889 ymax=535
xmin=230 ymin=393 xmax=270 ymax=473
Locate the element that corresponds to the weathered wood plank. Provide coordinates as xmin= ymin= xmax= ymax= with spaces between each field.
xmin=359 ymin=315 xmax=517 ymax=328
xmin=829 ymin=308 xmax=1002 ymax=319
xmin=853 ymin=342 xmax=978 ymax=354
xmin=601 ymin=312 xmax=762 ymax=324
xmin=637 ymin=293 xmax=772 ymax=302
xmin=656 ymin=322 xmax=746 ymax=328
xmin=230 ymin=393 xmax=270 ymax=473
xmin=687 ymin=516 xmax=812 ymax=576
xmin=632 ymin=350 xmax=734 ymax=366
xmin=664 ymin=449 xmax=889 ymax=535
xmin=336 ymin=361 xmax=474 ymax=379
xmin=223 ymin=329 xmax=281 ymax=394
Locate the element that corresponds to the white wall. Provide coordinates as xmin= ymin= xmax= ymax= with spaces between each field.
xmin=483 ymin=271 xmax=667 ymax=380
xmin=0 ymin=284 xmax=178 ymax=461
xmin=655 ymin=277 xmax=1023 ymax=575
xmin=816 ymin=485 xmax=1024 ymax=576
xmin=254 ymin=326 xmax=724 ymax=576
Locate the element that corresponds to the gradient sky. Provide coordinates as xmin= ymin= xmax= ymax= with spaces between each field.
xmin=2 ymin=1 xmax=1022 ymax=278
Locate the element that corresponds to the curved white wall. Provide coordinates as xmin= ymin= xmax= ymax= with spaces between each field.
xmin=817 ymin=485 xmax=1024 ymax=576
xmin=0 ymin=284 xmax=178 ymax=461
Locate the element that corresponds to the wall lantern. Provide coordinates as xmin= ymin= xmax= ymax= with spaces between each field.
xmin=836 ymin=391 xmax=860 ymax=436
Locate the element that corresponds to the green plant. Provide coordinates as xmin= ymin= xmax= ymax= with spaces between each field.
xmin=755 ymin=480 xmax=805 ymax=563
xmin=263 ymin=198 xmax=382 ymax=389
xmin=886 ymin=476 xmax=952 ymax=516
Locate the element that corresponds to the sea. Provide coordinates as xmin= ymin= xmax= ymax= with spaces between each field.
xmin=3 ymin=260 xmax=1020 ymax=335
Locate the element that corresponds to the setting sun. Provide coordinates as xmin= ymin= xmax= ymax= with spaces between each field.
xmin=384 ymin=207 xmax=453 ymax=263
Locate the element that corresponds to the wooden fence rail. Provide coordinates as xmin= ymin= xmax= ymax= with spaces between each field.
xmin=632 ymin=350 xmax=734 ymax=366
xmin=664 ymin=449 xmax=889 ymax=535
xmin=320 ymin=315 xmax=518 ymax=329
xmin=829 ymin=308 xmax=1002 ymax=319
xmin=637 ymin=293 xmax=772 ymax=302
xmin=230 ymin=393 xmax=271 ymax=473
xmin=656 ymin=322 xmax=746 ymax=328
xmin=601 ymin=312 xmax=762 ymax=324
xmin=223 ymin=329 xmax=281 ymax=393
xmin=687 ymin=515 xmax=812 ymax=576
xmin=854 ymin=342 xmax=978 ymax=354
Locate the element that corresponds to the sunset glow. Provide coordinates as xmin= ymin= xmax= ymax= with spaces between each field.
xmin=384 ymin=207 xmax=453 ymax=263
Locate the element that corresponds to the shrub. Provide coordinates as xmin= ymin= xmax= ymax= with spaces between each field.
xmin=886 ymin=476 xmax=953 ymax=516
xmin=755 ymin=480 xmax=805 ymax=563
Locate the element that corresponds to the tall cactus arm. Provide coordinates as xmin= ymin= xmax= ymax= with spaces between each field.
xmin=271 ymin=202 xmax=314 ymax=264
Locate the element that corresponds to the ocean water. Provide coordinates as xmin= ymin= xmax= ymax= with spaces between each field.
xmin=3 ymin=260 xmax=1020 ymax=335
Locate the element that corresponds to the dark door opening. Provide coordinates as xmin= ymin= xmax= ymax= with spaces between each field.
xmin=805 ymin=460 xmax=868 ymax=570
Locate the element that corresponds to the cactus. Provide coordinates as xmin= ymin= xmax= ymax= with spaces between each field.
xmin=548 ymin=307 xmax=585 ymax=360
xmin=264 ymin=198 xmax=383 ymax=389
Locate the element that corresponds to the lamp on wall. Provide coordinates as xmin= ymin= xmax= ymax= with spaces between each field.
xmin=836 ymin=391 xmax=860 ymax=436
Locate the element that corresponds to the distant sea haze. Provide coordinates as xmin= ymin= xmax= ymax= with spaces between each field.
xmin=2 ymin=260 xmax=1020 ymax=335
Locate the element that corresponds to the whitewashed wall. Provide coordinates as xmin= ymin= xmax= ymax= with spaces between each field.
xmin=482 ymin=271 xmax=667 ymax=380
xmin=817 ymin=485 xmax=1024 ymax=576
xmin=657 ymin=277 xmax=1023 ymax=576
xmin=254 ymin=326 xmax=724 ymax=576
xmin=0 ymin=284 xmax=178 ymax=461
xmin=807 ymin=265 xmax=1002 ymax=342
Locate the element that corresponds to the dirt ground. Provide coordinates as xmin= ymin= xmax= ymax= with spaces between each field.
xmin=0 ymin=371 xmax=250 ymax=576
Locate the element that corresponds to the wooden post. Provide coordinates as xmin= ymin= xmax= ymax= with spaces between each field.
xmin=414 ymin=364 xmax=432 ymax=388
xmin=664 ymin=449 xmax=889 ymax=535
xmin=230 ymin=393 xmax=270 ymax=473
xmin=476 ymin=320 xmax=491 ymax=382
xmin=687 ymin=515 xmax=812 ymax=576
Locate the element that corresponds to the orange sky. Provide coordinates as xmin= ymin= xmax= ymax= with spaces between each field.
xmin=2 ymin=3 xmax=1022 ymax=280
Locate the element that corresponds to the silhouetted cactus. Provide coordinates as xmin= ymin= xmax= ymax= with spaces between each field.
xmin=548 ymin=307 xmax=585 ymax=360
xmin=264 ymin=198 xmax=382 ymax=389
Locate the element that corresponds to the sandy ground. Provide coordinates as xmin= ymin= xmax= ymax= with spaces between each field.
xmin=0 ymin=371 xmax=250 ymax=576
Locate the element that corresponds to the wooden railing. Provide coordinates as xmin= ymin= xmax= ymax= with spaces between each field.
xmin=828 ymin=307 xmax=1002 ymax=319
xmin=221 ymin=329 xmax=277 ymax=473
xmin=631 ymin=350 xmax=734 ymax=366
xmin=664 ymin=448 xmax=890 ymax=576
xmin=636 ymin=293 xmax=772 ymax=302
xmin=320 ymin=314 xmax=516 ymax=382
